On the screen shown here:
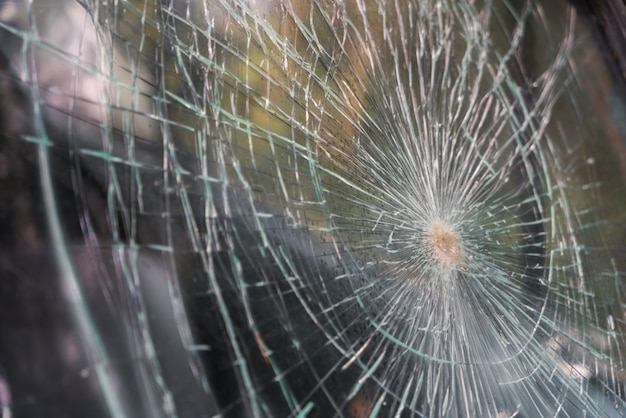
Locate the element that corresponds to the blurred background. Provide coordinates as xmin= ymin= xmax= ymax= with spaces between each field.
xmin=0 ymin=0 xmax=625 ymax=417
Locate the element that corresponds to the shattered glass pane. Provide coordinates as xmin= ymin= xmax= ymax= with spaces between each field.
xmin=0 ymin=0 xmax=625 ymax=416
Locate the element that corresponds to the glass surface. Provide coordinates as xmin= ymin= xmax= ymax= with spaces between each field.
xmin=0 ymin=0 xmax=625 ymax=417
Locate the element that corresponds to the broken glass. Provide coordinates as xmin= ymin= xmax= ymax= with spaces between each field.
xmin=0 ymin=0 xmax=625 ymax=417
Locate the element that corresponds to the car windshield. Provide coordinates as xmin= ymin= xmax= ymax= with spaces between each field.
xmin=0 ymin=1 xmax=625 ymax=417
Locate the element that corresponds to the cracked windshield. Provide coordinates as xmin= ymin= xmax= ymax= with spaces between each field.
xmin=0 ymin=0 xmax=625 ymax=417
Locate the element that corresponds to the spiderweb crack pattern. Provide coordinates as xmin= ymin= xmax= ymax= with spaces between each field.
xmin=0 ymin=0 xmax=625 ymax=417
